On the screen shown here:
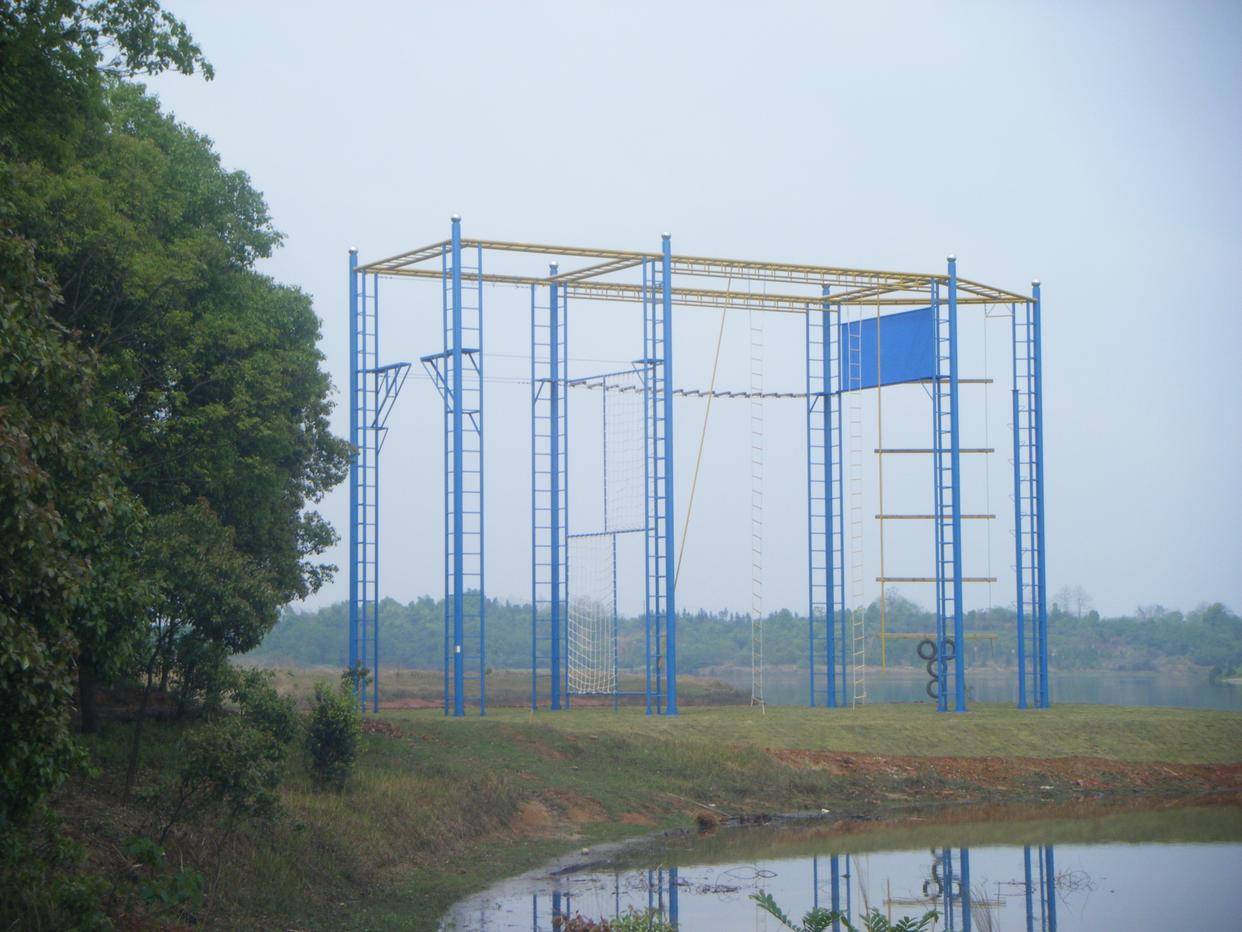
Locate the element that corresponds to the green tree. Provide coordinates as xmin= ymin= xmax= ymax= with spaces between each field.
xmin=0 ymin=225 xmax=139 ymax=825
xmin=0 ymin=0 xmax=211 ymax=163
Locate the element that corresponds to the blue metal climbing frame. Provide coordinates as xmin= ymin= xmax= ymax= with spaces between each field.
xmin=642 ymin=241 xmax=677 ymax=715
xmin=1014 ymin=282 xmax=1050 ymax=708
xmin=351 ymin=224 xmax=1044 ymax=718
xmin=347 ymin=254 xmax=409 ymax=713
xmin=531 ymin=267 xmax=568 ymax=710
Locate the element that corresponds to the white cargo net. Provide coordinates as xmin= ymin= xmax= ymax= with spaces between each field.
xmin=567 ymin=533 xmax=616 ymax=695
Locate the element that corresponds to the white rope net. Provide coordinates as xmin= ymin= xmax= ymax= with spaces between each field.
xmin=567 ymin=533 xmax=616 ymax=695
xmin=603 ymin=372 xmax=646 ymax=533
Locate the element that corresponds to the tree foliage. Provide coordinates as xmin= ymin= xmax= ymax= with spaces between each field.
xmin=2 ymin=0 xmax=347 ymax=823
xmin=0 ymin=226 xmax=141 ymax=825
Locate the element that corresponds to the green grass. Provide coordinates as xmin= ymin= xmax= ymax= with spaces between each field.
xmin=65 ymin=692 xmax=1242 ymax=930
xmin=444 ymin=702 xmax=1242 ymax=764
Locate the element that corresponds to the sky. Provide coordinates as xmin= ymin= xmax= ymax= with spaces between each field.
xmin=145 ymin=0 xmax=1242 ymax=619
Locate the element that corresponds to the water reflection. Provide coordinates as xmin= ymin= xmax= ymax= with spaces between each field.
xmin=807 ymin=847 xmax=1058 ymax=932
xmin=531 ymin=867 xmax=680 ymax=930
xmin=523 ymin=847 xmax=1062 ymax=930
xmin=443 ymin=806 xmax=1242 ymax=930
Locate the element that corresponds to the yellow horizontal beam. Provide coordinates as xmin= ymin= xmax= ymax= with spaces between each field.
xmin=366 ymin=264 xmax=1025 ymax=311
xmin=355 ymin=236 xmax=1033 ymax=304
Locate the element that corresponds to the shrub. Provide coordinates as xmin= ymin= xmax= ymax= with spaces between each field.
xmin=752 ymin=891 xmax=938 ymax=932
xmin=305 ymin=671 xmax=362 ymax=791
xmin=151 ymin=669 xmax=297 ymax=844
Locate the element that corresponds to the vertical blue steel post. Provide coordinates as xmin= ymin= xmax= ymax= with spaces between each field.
xmin=661 ymin=234 xmax=677 ymax=716
xmin=450 ymin=216 xmax=465 ymax=717
xmin=944 ymin=850 xmax=955 ymax=930
xmin=1043 ymin=845 xmax=1057 ymax=930
xmin=835 ymin=299 xmax=847 ymax=707
xmin=960 ymin=848 xmax=972 ymax=932
xmin=1023 ymin=846 xmax=1035 ymax=932
xmin=347 ymin=249 xmax=359 ymax=686
xmin=477 ymin=243 xmax=487 ymax=717
xmin=948 ymin=256 xmax=966 ymax=713
xmin=642 ymin=259 xmax=653 ymax=716
xmin=442 ymin=245 xmax=450 ymax=715
xmin=530 ymin=284 xmax=538 ymax=712
xmin=373 ymin=277 xmax=381 ymax=713
xmin=806 ymin=306 xmax=814 ymax=708
xmin=830 ymin=855 xmax=841 ymax=931
xmin=1032 ymin=281 xmax=1050 ymax=708
xmin=669 ymin=867 xmax=679 ymax=926
xmin=549 ymin=265 xmax=562 ymax=711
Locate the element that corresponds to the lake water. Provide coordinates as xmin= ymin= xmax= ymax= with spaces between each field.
xmin=708 ymin=668 xmax=1242 ymax=711
xmin=442 ymin=805 xmax=1242 ymax=930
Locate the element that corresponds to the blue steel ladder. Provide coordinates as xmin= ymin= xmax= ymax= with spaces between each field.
xmin=843 ymin=303 xmax=866 ymax=706
xmin=421 ymin=235 xmax=485 ymax=716
xmin=931 ymin=279 xmax=958 ymax=712
xmin=642 ymin=257 xmax=670 ymax=715
xmin=349 ymin=267 xmax=409 ymax=714
xmin=806 ymin=299 xmax=842 ymax=707
xmin=530 ymin=275 xmax=568 ymax=710
xmin=1013 ymin=298 xmax=1045 ymax=708
xmin=350 ymin=270 xmax=378 ymax=712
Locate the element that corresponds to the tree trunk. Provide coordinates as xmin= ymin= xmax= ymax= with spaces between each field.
xmin=123 ymin=664 xmax=154 ymax=800
xmin=78 ymin=664 xmax=100 ymax=733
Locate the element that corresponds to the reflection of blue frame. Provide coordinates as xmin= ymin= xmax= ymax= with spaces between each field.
xmin=837 ymin=306 xmax=935 ymax=391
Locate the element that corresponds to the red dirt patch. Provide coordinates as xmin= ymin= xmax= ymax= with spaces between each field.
xmin=768 ymin=748 xmax=1242 ymax=796
xmin=511 ymin=800 xmax=555 ymax=836
xmin=618 ymin=812 xmax=656 ymax=827
xmin=544 ymin=790 xmax=608 ymax=824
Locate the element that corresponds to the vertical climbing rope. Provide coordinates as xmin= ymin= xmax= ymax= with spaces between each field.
xmin=674 ymin=276 xmax=734 ymax=588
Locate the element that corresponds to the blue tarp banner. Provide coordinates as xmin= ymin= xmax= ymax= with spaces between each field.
xmin=838 ymin=306 xmax=935 ymax=390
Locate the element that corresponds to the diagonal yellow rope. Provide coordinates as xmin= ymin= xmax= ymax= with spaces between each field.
xmin=674 ymin=275 xmax=733 ymax=589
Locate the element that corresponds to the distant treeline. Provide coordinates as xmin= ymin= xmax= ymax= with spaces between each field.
xmin=251 ymin=594 xmax=1242 ymax=677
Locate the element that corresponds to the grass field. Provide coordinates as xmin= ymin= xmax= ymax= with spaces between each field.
xmin=70 ymin=673 xmax=1242 ymax=930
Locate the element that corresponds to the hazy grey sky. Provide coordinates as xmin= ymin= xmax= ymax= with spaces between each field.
xmin=148 ymin=1 xmax=1241 ymax=618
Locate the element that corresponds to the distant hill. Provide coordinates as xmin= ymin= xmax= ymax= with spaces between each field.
xmin=250 ymin=594 xmax=1242 ymax=679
